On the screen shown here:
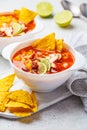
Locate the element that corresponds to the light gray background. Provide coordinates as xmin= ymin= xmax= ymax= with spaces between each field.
xmin=0 ymin=0 xmax=87 ymax=130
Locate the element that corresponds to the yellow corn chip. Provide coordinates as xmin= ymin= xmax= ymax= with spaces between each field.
xmin=0 ymin=74 xmax=15 ymax=92
xmin=32 ymin=33 xmax=55 ymax=51
xmin=0 ymin=16 xmax=13 ymax=27
xmin=8 ymin=90 xmax=33 ymax=107
xmin=55 ymin=39 xmax=64 ymax=51
xmin=9 ymin=107 xmax=31 ymax=117
xmin=13 ymin=112 xmax=31 ymax=117
xmin=31 ymin=92 xmax=38 ymax=112
xmin=6 ymin=100 xmax=31 ymax=109
xmin=14 ymin=55 xmax=21 ymax=61
xmin=12 ymin=111 xmax=31 ymax=117
xmin=0 ymin=92 xmax=9 ymax=112
xmin=13 ymin=9 xmax=20 ymax=19
xmin=0 ymin=72 xmax=38 ymax=117
xmin=19 ymin=7 xmax=37 ymax=24
xmin=6 ymin=94 xmax=38 ymax=117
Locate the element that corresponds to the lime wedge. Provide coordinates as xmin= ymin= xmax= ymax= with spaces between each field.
xmin=36 ymin=2 xmax=53 ymax=17
xmin=40 ymin=58 xmax=51 ymax=71
xmin=38 ymin=62 xmax=47 ymax=74
xmin=12 ymin=22 xmax=23 ymax=36
xmin=54 ymin=10 xmax=73 ymax=27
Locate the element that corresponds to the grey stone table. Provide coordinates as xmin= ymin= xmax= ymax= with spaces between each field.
xmin=0 ymin=0 xmax=87 ymax=129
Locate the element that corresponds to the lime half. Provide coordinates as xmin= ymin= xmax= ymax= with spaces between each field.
xmin=54 ymin=10 xmax=73 ymax=27
xmin=36 ymin=2 xmax=53 ymax=17
xmin=40 ymin=58 xmax=51 ymax=71
xmin=12 ymin=22 xmax=23 ymax=36
xmin=38 ymin=62 xmax=47 ymax=74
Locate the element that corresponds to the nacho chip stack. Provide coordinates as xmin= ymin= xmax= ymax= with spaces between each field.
xmin=0 ymin=73 xmax=38 ymax=117
xmin=6 ymin=90 xmax=38 ymax=117
xmin=32 ymin=32 xmax=64 ymax=52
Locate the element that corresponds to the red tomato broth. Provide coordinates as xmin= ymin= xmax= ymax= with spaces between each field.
xmin=24 ymin=21 xmax=36 ymax=33
xmin=0 ymin=14 xmax=36 ymax=37
xmin=12 ymin=45 xmax=75 ymax=74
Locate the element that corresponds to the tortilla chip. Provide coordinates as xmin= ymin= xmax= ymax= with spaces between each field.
xmin=8 ymin=90 xmax=33 ymax=107
xmin=12 ymin=112 xmax=31 ymax=117
xmin=0 ymin=72 xmax=38 ymax=117
xmin=55 ymin=39 xmax=64 ymax=51
xmin=13 ymin=9 xmax=20 ymax=19
xmin=6 ymin=101 xmax=33 ymax=117
xmin=0 ymin=74 xmax=15 ymax=92
xmin=31 ymin=92 xmax=38 ymax=112
xmin=6 ymin=100 xmax=31 ymax=109
xmin=9 ymin=107 xmax=31 ymax=117
xmin=6 ymin=92 xmax=38 ymax=117
xmin=0 ymin=92 xmax=9 ymax=112
xmin=19 ymin=7 xmax=37 ymax=24
xmin=0 ymin=16 xmax=13 ymax=27
xmin=32 ymin=33 xmax=55 ymax=51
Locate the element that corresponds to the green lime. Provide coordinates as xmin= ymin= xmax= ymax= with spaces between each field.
xmin=38 ymin=62 xmax=47 ymax=74
xmin=40 ymin=58 xmax=51 ymax=71
xmin=12 ymin=22 xmax=23 ymax=36
xmin=36 ymin=2 xmax=53 ymax=17
xmin=54 ymin=10 xmax=73 ymax=27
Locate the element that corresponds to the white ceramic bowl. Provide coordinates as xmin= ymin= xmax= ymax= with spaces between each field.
xmin=7 ymin=39 xmax=85 ymax=92
xmin=0 ymin=18 xmax=43 ymax=54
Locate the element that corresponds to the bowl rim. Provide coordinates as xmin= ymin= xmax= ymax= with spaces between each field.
xmin=9 ymin=39 xmax=79 ymax=77
xmin=0 ymin=17 xmax=43 ymax=39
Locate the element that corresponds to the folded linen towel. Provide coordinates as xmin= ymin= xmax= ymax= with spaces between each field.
xmin=67 ymin=44 xmax=87 ymax=112
xmin=67 ymin=70 xmax=87 ymax=112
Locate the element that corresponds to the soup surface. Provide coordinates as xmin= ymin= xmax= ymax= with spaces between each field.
xmin=12 ymin=45 xmax=74 ymax=74
xmin=0 ymin=7 xmax=37 ymax=37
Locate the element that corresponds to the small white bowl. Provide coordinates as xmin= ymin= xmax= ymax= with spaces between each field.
xmin=5 ymin=39 xmax=85 ymax=92
xmin=0 ymin=18 xmax=43 ymax=54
